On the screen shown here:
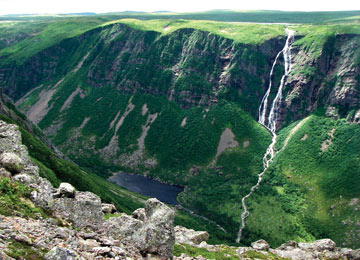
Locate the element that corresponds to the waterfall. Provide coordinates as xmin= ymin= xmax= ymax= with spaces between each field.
xmin=236 ymin=28 xmax=295 ymax=244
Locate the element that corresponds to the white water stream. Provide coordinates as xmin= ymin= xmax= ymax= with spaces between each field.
xmin=236 ymin=28 xmax=295 ymax=243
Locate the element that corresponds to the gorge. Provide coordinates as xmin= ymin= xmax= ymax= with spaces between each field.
xmin=0 ymin=11 xmax=359 ymax=256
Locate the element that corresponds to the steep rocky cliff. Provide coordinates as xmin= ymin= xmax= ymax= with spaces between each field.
xmin=282 ymin=33 xmax=360 ymax=125
xmin=0 ymin=23 xmax=285 ymax=114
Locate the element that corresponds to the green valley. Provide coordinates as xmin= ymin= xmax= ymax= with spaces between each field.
xmin=0 ymin=10 xmax=359 ymax=250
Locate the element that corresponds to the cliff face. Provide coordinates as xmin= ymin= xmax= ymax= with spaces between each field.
xmin=0 ymin=23 xmax=284 ymax=115
xmin=281 ymin=34 xmax=360 ymax=124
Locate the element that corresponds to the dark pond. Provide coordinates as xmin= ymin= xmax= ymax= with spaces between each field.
xmin=108 ymin=172 xmax=183 ymax=205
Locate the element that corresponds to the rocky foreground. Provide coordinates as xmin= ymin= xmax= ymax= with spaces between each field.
xmin=0 ymin=119 xmax=360 ymax=259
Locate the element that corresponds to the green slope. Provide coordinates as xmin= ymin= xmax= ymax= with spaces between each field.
xmin=0 ymin=101 xmax=237 ymax=244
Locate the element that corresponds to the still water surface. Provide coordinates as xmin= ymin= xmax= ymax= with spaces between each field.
xmin=109 ymin=172 xmax=182 ymax=205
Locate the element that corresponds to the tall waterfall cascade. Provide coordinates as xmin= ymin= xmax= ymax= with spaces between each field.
xmin=236 ymin=28 xmax=295 ymax=243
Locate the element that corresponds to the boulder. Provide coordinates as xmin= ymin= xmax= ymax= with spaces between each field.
xmin=101 ymin=203 xmax=117 ymax=214
xmin=174 ymin=225 xmax=209 ymax=245
xmin=53 ymin=191 xmax=104 ymax=229
xmin=31 ymin=177 xmax=55 ymax=210
xmin=132 ymin=207 xmax=146 ymax=221
xmin=251 ymin=239 xmax=270 ymax=251
xmin=12 ymin=173 xmax=36 ymax=185
xmin=277 ymin=240 xmax=298 ymax=250
xmin=0 ymin=121 xmax=29 ymax=162
xmin=349 ymin=249 xmax=360 ymax=259
xmin=340 ymin=248 xmax=360 ymax=259
xmin=111 ymin=246 xmax=126 ymax=256
xmin=91 ymin=246 xmax=111 ymax=256
xmin=0 ymin=152 xmax=24 ymax=173
xmin=101 ymin=213 xmax=143 ymax=239
xmin=101 ymin=198 xmax=175 ymax=259
xmin=272 ymin=248 xmax=316 ymax=260
xmin=22 ymin=165 xmax=40 ymax=177
xmin=80 ymin=232 xmax=98 ymax=240
xmin=45 ymin=247 xmax=84 ymax=260
xmin=56 ymin=182 xmax=76 ymax=198
xmin=272 ymin=239 xmax=347 ymax=260
xmin=298 ymin=239 xmax=336 ymax=251
xmin=0 ymin=167 xmax=11 ymax=178
xmin=132 ymin=198 xmax=175 ymax=259
xmin=14 ymin=233 xmax=32 ymax=245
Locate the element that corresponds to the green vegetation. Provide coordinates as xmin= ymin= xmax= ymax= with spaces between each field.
xmin=174 ymin=209 xmax=236 ymax=245
xmin=292 ymin=24 xmax=360 ymax=58
xmin=173 ymin=243 xmax=239 ymax=260
xmin=5 ymin=241 xmax=47 ymax=260
xmin=0 ymin=177 xmax=45 ymax=218
xmin=241 ymin=250 xmax=290 ymax=260
xmin=173 ymin=243 xmax=290 ymax=260
xmin=108 ymin=19 xmax=285 ymax=44
xmin=0 ymin=16 xmax=111 ymax=65
xmin=245 ymin=115 xmax=360 ymax=248
xmin=104 ymin=213 xmax=122 ymax=220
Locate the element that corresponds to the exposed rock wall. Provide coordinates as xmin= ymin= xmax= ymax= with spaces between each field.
xmin=0 ymin=23 xmax=283 ymax=116
xmin=281 ymin=34 xmax=360 ymax=125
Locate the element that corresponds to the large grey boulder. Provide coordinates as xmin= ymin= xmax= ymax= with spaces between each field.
xmin=30 ymin=177 xmax=55 ymax=210
xmin=0 ymin=152 xmax=24 ymax=173
xmin=101 ymin=198 xmax=175 ymax=259
xmin=53 ymin=191 xmax=104 ymax=229
xmin=101 ymin=203 xmax=117 ymax=214
xmin=133 ymin=198 xmax=175 ymax=259
xmin=132 ymin=207 xmax=146 ymax=221
xmin=174 ymin=225 xmax=209 ymax=245
xmin=45 ymin=247 xmax=84 ymax=260
xmin=22 ymin=164 xmax=40 ymax=176
xmin=340 ymin=248 xmax=360 ymax=259
xmin=101 ymin=213 xmax=143 ymax=238
xmin=251 ymin=239 xmax=270 ymax=251
xmin=56 ymin=182 xmax=76 ymax=198
xmin=272 ymin=247 xmax=317 ymax=260
xmin=0 ymin=121 xmax=29 ymax=163
xmin=12 ymin=173 xmax=36 ymax=185
xmin=0 ymin=167 xmax=11 ymax=178
xmin=277 ymin=240 xmax=298 ymax=250
xmin=298 ymin=239 xmax=336 ymax=251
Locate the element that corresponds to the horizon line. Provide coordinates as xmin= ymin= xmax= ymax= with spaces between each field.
xmin=1 ymin=9 xmax=360 ymax=16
